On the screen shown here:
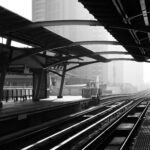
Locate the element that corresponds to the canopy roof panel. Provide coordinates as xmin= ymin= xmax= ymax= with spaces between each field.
xmin=79 ymin=0 xmax=150 ymax=61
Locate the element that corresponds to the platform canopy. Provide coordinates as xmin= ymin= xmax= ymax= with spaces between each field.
xmin=0 ymin=6 xmax=108 ymax=73
xmin=79 ymin=0 xmax=150 ymax=62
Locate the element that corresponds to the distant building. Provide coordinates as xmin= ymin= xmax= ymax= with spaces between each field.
xmin=123 ymin=62 xmax=143 ymax=91
xmin=107 ymin=61 xmax=124 ymax=85
xmin=107 ymin=34 xmax=144 ymax=90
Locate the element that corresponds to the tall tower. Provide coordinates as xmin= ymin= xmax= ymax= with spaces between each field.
xmin=32 ymin=0 xmax=109 ymax=84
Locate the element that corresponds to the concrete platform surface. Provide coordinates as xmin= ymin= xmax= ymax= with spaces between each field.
xmin=0 ymin=96 xmax=91 ymax=136
xmin=0 ymin=96 xmax=88 ymax=118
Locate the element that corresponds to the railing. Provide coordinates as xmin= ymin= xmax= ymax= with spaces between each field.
xmin=2 ymin=86 xmax=32 ymax=102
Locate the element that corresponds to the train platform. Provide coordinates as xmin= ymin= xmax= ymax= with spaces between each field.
xmin=0 ymin=96 xmax=90 ymax=118
xmin=132 ymin=105 xmax=150 ymax=150
xmin=0 ymin=96 xmax=94 ymax=136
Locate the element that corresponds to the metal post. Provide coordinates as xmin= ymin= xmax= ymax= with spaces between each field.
xmin=0 ymin=39 xmax=12 ymax=107
xmin=33 ymin=69 xmax=42 ymax=101
xmin=36 ymin=70 xmax=44 ymax=99
xmin=0 ymin=66 xmax=7 ymax=107
xmin=33 ymin=69 xmax=47 ymax=101
xmin=58 ymin=63 xmax=67 ymax=98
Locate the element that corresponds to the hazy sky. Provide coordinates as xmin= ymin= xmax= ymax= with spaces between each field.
xmin=1 ymin=0 xmax=150 ymax=84
xmin=0 ymin=0 xmax=32 ymax=20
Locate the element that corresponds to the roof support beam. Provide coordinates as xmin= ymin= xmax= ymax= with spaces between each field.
xmin=67 ymin=61 xmax=81 ymax=64
xmin=0 ymin=20 xmax=100 ymax=33
xmin=69 ymin=41 xmax=150 ymax=50
xmin=70 ymin=41 xmax=120 ymax=46
xmin=66 ymin=61 xmax=99 ymax=72
xmin=11 ymin=41 xmax=120 ymax=62
xmin=7 ymin=41 xmax=141 ymax=59
xmin=30 ymin=20 xmax=150 ymax=33
xmin=1 ymin=20 xmax=150 ymax=34
xmin=32 ymin=20 xmax=100 ymax=27
xmin=44 ymin=55 xmax=87 ymax=69
xmin=58 ymin=49 xmax=149 ymax=60
xmin=107 ymin=58 xmax=150 ymax=62
xmin=108 ymin=58 xmax=135 ymax=62
xmin=47 ymin=70 xmax=62 ymax=77
xmin=10 ymin=40 xmax=150 ymax=63
xmin=96 ymin=51 xmax=129 ymax=55
xmin=66 ymin=51 xmax=130 ymax=65
xmin=44 ymin=52 xmax=109 ymax=69
xmin=67 ymin=58 xmax=150 ymax=72
xmin=96 ymin=51 xmax=150 ymax=59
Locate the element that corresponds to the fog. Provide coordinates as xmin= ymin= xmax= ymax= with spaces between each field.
xmin=1 ymin=0 xmax=150 ymax=94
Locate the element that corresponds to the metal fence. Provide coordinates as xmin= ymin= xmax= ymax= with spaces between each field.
xmin=2 ymin=87 xmax=32 ymax=102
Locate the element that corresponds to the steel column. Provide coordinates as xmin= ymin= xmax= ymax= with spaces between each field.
xmin=58 ymin=63 xmax=67 ymax=98
xmin=0 ymin=39 xmax=11 ymax=107
xmin=0 ymin=64 xmax=7 ymax=107
xmin=33 ymin=69 xmax=47 ymax=101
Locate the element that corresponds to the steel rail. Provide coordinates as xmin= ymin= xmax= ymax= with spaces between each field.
xmin=0 ymin=96 xmax=129 ymax=150
xmin=82 ymin=100 xmax=149 ymax=150
xmin=22 ymin=101 xmax=133 ymax=150
xmin=120 ymin=101 xmax=150 ymax=150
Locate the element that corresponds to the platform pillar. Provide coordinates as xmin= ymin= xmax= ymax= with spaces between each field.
xmin=33 ymin=69 xmax=47 ymax=101
xmin=0 ymin=39 xmax=12 ymax=107
xmin=0 ymin=53 xmax=9 ymax=107
xmin=0 ymin=67 xmax=7 ymax=107
xmin=58 ymin=63 xmax=67 ymax=98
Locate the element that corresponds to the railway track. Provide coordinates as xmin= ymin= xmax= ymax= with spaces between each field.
xmin=1 ymin=92 xmax=149 ymax=150
xmin=82 ymin=101 xmax=149 ymax=150
xmin=18 ymin=93 xmax=150 ymax=150
xmin=0 ymin=95 xmax=130 ymax=150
